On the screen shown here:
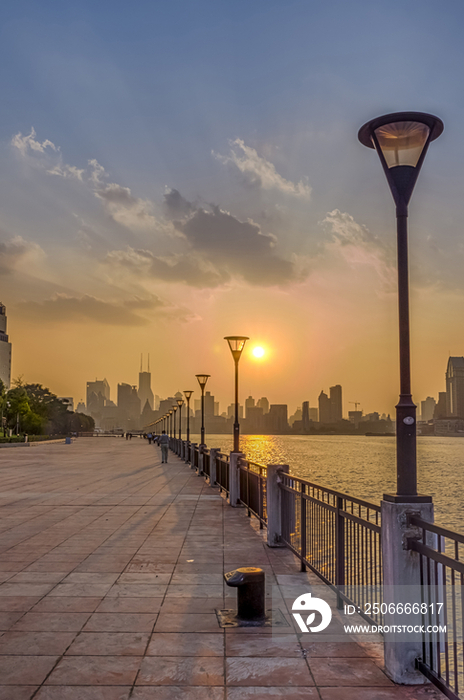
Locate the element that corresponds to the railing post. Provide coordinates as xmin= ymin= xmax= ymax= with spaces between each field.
xmin=335 ymin=495 xmax=345 ymax=609
xmin=190 ymin=443 xmax=197 ymax=469
xmin=198 ymin=446 xmax=204 ymax=476
xmin=209 ymin=448 xmax=218 ymax=487
xmin=266 ymin=464 xmax=289 ymax=547
xmin=184 ymin=440 xmax=189 ymax=463
xmin=381 ymin=496 xmax=433 ymax=683
xmin=229 ymin=452 xmax=245 ymax=507
xmin=300 ymin=484 xmax=307 ymax=572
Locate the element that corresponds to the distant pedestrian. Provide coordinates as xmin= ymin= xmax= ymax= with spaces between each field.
xmin=159 ymin=430 xmax=169 ymax=463
xmin=148 ymin=432 xmax=153 ymax=445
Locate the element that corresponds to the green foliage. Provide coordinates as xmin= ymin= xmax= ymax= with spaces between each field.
xmin=1 ymin=378 xmax=95 ymax=436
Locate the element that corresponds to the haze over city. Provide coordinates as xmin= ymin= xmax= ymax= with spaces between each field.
xmin=2 ymin=0 xmax=464 ymax=416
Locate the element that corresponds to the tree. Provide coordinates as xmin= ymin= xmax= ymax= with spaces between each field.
xmin=5 ymin=385 xmax=32 ymax=434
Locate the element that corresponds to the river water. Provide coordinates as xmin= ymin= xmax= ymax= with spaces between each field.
xmin=190 ymin=433 xmax=464 ymax=531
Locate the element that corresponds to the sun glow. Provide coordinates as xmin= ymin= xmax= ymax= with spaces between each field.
xmin=252 ymin=346 xmax=265 ymax=358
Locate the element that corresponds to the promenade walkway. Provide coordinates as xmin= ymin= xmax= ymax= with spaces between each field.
xmin=0 ymin=439 xmax=444 ymax=699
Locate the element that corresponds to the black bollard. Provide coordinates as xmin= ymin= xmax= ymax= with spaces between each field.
xmin=224 ymin=567 xmax=265 ymax=622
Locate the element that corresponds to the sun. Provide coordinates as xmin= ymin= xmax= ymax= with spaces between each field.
xmin=252 ymin=346 xmax=265 ymax=358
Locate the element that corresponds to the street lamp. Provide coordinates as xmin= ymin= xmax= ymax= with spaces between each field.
xmin=172 ymin=405 xmax=177 ymax=440
xmin=169 ymin=410 xmax=173 ymax=438
xmin=177 ymin=398 xmax=184 ymax=439
xmin=184 ymin=390 xmax=193 ymax=442
xmin=358 ymin=112 xmax=443 ymax=500
xmin=224 ymin=336 xmax=249 ymax=453
xmin=195 ymin=374 xmax=210 ymax=446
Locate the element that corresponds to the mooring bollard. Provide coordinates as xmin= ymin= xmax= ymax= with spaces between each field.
xmin=224 ymin=567 xmax=265 ymax=622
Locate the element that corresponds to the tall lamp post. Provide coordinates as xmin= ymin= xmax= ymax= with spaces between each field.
xmin=195 ymin=374 xmax=210 ymax=447
xmin=224 ymin=336 xmax=249 ymax=453
xmin=184 ymin=390 xmax=193 ymax=442
xmin=358 ymin=112 xmax=443 ymax=501
xmin=169 ymin=410 xmax=173 ymax=438
xmin=177 ymin=398 xmax=184 ymax=439
xmin=172 ymin=405 xmax=177 ymax=440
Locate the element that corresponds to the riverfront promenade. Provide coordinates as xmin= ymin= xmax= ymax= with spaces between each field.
xmin=0 ymin=440 xmax=445 ymax=699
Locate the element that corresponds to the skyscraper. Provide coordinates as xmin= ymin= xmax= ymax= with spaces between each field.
xmin=318 ymin=391 xmax=331 ymax=424
xmin=257 ymin=397 xmax=269 ymax=414
xmin=0 ymin=303 xmax=12 ymax=389
xmin=421 ymin=397 xmax=436 ymax=422
xmin=245 ymin=396 xmax=255 ymax=417
xmin=138 ymin=355 xmax=154 ymax=410
xmin=446 ymin=357 xmax=464 ymax=418
xmin=330 ymin=384 xmax=343 ymax=422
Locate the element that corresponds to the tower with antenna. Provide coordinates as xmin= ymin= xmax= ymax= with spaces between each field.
xmin=138 ymin=354 xmax=154 ymax=411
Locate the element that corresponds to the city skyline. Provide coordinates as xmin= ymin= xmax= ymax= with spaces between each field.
xmin=2 ymin=2 xmax=464 ymax=416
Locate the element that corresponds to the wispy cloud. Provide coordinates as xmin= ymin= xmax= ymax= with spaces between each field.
xmin=322 ymin=209 xmax=395 ymax=289
xmin=0 ymin=235 xmax=45 ymax=274
xmin=15 ymin=293 xmax=175 ymax=326
xmin=11 ymin=128 xmax=57 ymax=157
xmin=213 ymin=138 xmax=311 ymax=199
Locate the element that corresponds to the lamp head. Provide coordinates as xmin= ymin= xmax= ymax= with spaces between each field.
xmin=358 ymin=111 xmax=443 ymax=207
xmin=224 ymin=336 xmax=249 ymax=362
xmin=176 ymin=398 xmax=184 ymax=408
xmin=172 ymin=405 xmax=177 ymax=412
xmin=195 ymin=374 xmax=210 ymax=390
xmin=183 ymin=390 xmax=193 ymax=401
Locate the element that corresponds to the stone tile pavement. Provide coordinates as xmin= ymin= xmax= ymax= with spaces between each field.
xmin=0 ymin=438 xmax=445 ymax=699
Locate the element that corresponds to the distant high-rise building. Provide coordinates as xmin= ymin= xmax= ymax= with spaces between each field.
xmin=246 ymin=406 xmax=264 ymax=432
xmin=434 ymin=392 xmax=447 ymax=420
xmin=0 ymin=303 xmax=12 ymax=389
xmin=138 ymin=355 xmax=154 ymax=410
xmin=421 ymin=397 xmax=436 ymax=422
xmin=318 ymin=391 xmax=331 ymax=424
xmin=267 ymin=405 xmax=288 ymax=433
xmin=289 ymin=407 xmax=302 ymax=426
xmin=257 ymin=397 xmax=269 ymax=414
xmin=446 ymin=357 xmax=464 ymax=418
xmin=309 ymin=407 xmax=318 ymax=422
xmin=330 ymin=385 xmax=343 ymax=422
xmin=87 ymin=379 xmax=110 ymax=407
xmin=214 ymin=401 xmax=219 ymax=416
xmin=76 ymin=401 xmax=86 ymax=414
xmin=227 ymin=403 xmax=243 ymax=419
xmin=245 ymin=396 xmax=255 ymax=417
xmin=302 ymin=402 xmax=317 ymax=429
xmin=204 ymin=391 xmax=215 ymax=417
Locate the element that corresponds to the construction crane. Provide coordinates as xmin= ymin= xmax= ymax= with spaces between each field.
xmin=349 ymin=401 xmax=361 ymax=411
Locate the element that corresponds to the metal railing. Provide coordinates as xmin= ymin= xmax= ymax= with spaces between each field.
xmin=238 ymin=458 xmax=267 ymax=528
xmin=216 ymin=452 xmax=230 ymax=495
xmin=279 ymin=472 xmax=382 ymax=625
xmin=408 ymin=515 xmax=464 ymax=700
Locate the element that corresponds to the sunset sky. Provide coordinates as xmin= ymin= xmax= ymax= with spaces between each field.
xmin=1 ymin=0 xmax=464 ymax=416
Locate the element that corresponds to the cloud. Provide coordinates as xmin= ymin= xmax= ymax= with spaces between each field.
xmin=0 ymin=236 xmax=45 ymax=274
xmin=11 ymin=128 xmax=57 ymax=157
xmin=47 ymin=164 xmax=85 ymax=181
xmin=105 ymin=247 xmax=224 ymax=288
xmin=15 ymin=293 xmax=173 ymax=326
xmin=163 ymin=188 xmax=195 ymax=218
xmin=95 ymin=183 xmax=159 ymax=230
xmin=106 ymin=193 xmax=302 ymax=287
xmin=322 ymin=209 xmax=395 ymax=289
xmin=213 ymin=138 xmax=311 ymax=198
